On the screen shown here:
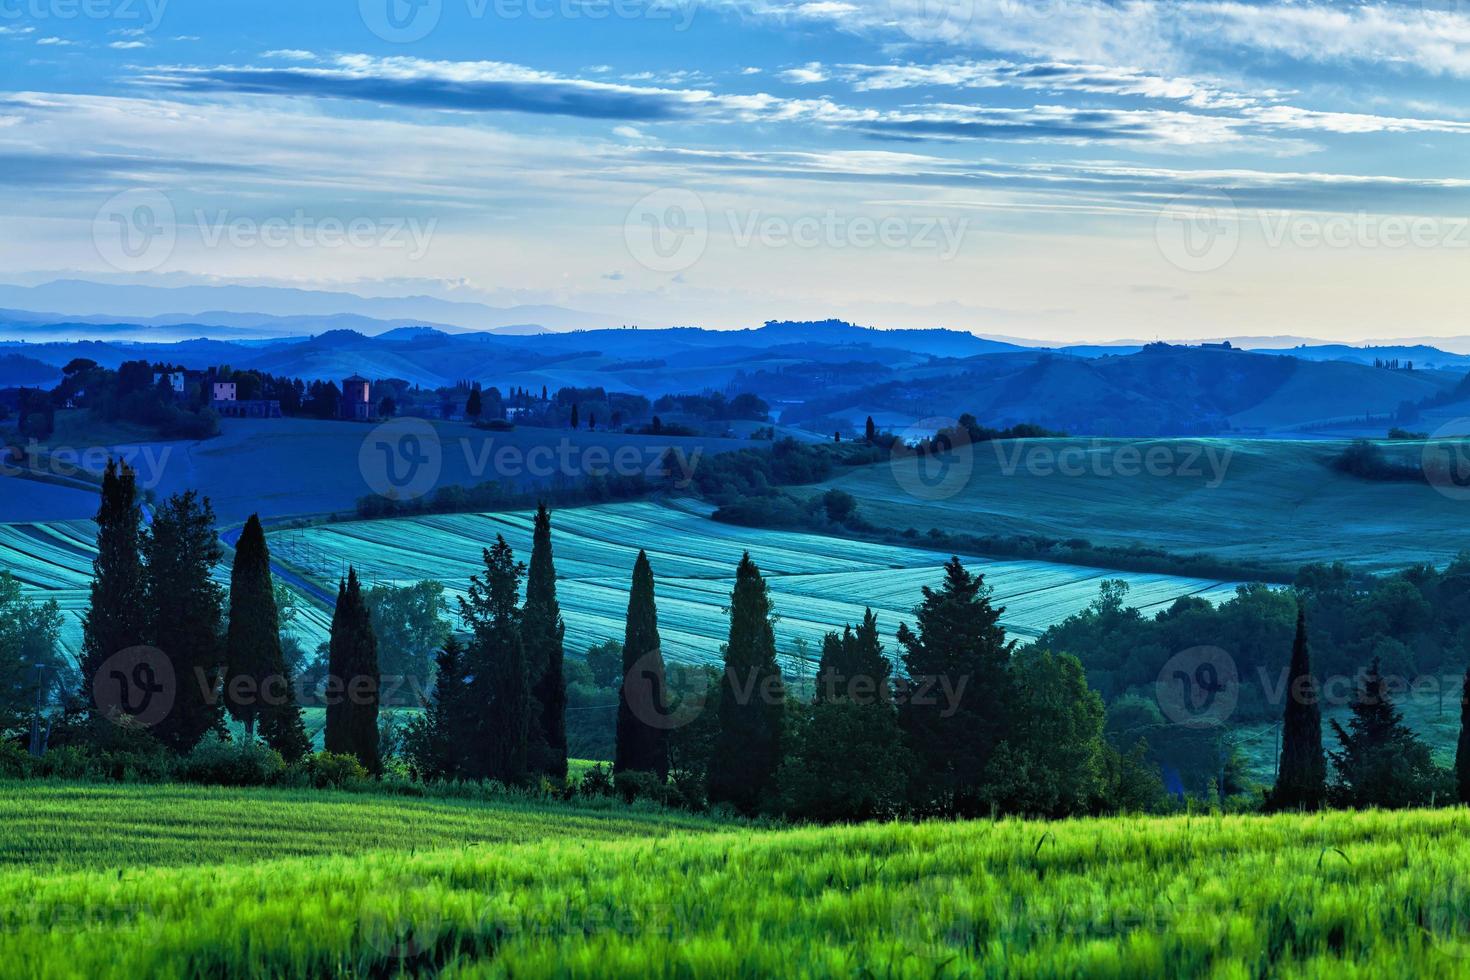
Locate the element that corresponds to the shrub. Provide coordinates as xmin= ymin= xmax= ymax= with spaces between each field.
xmin=302 ymin=751 xmax=370 ymax=789
xmin=177 ymin=738 xmax=286 ymax=787
xmin=0 ymin=740 xmax=33 ymax=779
xmin=578 ymin=762 xmax=614 ymax=798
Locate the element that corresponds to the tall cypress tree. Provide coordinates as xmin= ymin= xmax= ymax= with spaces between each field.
xmin=79 ymin=459 xmax=145 ymax=711
xmin=325 ymin=568 xmax=381 ymax=773
xmin=896 ymin=557 xmax=1015 ymax=816
xmin=1458 ymin=656 xmax=1470 ymax=804
xmin=523 ymin=503 xmax=567 ymax=781
xmin=1270 ymin=604 xmax=1325 ymax=811
xmin=405 ymin=635 xmax=471 ymax=781
xmin=615 ymin=550 xmax=668 ymax=779
xmin=146 ymin=491 xmax=227 ymax=753
xmin=461 ymin=536 xmax=530 ymax=785
xmin=224 ymin=514 xmax=309 ymax=761
xmin=813 ymin=630 xmax=848 ymax=704
xmin=708 ymin=552 xmax=785 ymax=814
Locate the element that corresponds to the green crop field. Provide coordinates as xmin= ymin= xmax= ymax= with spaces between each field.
xmin=8 ymin=782 xmax=1470 ymax=977
xmin=260 ymin=500 xmax=1245 ymax=667
xmin=815 ymin=437 xmax=1470 ymax=574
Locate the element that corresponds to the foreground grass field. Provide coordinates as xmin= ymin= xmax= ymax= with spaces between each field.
xmin=8 ymin=782 xmax=1470 ymax=977
xmin=817 ymin=437 xmax=1470 ymax=573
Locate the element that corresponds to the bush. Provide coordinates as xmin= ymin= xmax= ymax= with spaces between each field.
xmin=300 ymin=751 xmax=370 ymax=789
xmin=578 ymin=762 xmax=614 ymax=798
xmin=177 ymin=738 xmax=286 ymax=787
xmin=0 ymin=740 xmax=33 ymax=779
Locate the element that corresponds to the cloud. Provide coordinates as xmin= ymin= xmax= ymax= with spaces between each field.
xmin=262 ymin=49 xmax=316 ymax=61
xmin=110 ymin=40 xmax=149 ymax=50
xmin=143 ymin=55 xmax=721 ymax=121
xmin=836 ymin=59 xmax=1269 ymax=110
xmin=780 ymin=62 xmax=829 ymax=84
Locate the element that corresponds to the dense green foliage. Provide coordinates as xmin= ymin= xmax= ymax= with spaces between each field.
xmin=145 ymin=491 xmax=227 ymax=753
xmin=707 ymin=554 xmax=786 ymax=814
xmin=223 ymin=515 xmax=309 ymax=761
xmin=523 ymin=504 xmax=567 ymax=781
xmin=615 ymin=551 xmax=668 ymax=780
xmin=1270 ymin=606 xmax=1326 ymax=811
xmin=325 ymin=569 xmax=381 ymax=774
xmin=78 ymin=460 xmax=145 ymax=709
xmin=460 ymin=538 xmax=531 ymax=785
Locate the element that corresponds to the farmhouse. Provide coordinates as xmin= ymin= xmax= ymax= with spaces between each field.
xmin=340 ymin=375 xmax=377 ymax=421
xmin=210 ymin=379 xmax=282 ymax=419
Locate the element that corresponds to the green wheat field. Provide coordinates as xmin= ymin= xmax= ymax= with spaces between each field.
xmin=7 ymin=782 xmax=1470 ymax=978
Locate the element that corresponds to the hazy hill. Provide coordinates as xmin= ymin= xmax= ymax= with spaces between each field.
xmin=785 ymin=344 xmax=1456 ymax=436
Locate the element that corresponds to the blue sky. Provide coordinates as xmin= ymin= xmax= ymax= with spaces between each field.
xmin=4 ymin=0 xmax=1470 ymax=341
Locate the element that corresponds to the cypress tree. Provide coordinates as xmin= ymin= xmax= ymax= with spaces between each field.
xmin=79 ymin=459 xmax=146 ymax=711
xmin=146 ymin=491 xmax=227 ymax=753
xmin=1459 ymin=656 xmax=1470 ymax=804
xmin=708 ymin=552 xmax=785 ymax=814
xmin=325 ymin=568 xmax=381 ymax=773
xmin=405 ymin=635 xmax=471 ymax=781
xmin=224 ymin=514 xmax=309 ymax=761
xmin=466 ymin=383 xmax=482 ymax=420
xmin=865 ymin=416 xmax=876 ymax=444
xmin=523 ymin=504 xmax=567 ymax=780
xmin=896 ymin=557 xmax=1015 ymax=816
xmin=813 ymin=630 xmax=847 ymax=704
xmin=1270 ymin=604 xmax=1325 ymax=811
xmin=461 ymin=536 xmax=531 ymax=785
xmin=846 ymin=608 xmax=890 ymax=701
xmin=615 ymin=550 xmax=668 ymax=779
xmin=1330 ymin=657 xmax=1438 ymax=809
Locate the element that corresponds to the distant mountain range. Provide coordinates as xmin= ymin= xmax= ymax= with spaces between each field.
xmin=0 ymin=280 xmax=615 ymax=337
xmin=4 ymin=280 xmax=1470 ymax=437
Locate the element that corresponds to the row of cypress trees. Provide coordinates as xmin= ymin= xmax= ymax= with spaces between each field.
xmin=1270 ymin=601 xmax=1470 ymax=811
xmin=79 ymin=459 xmax=390 ymax=771
xmin=403 ymin=504 xmax=568 ymax=784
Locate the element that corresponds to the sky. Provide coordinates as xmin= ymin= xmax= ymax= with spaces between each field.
xmin=3 ymin=0 xmax=1470 ymax=342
